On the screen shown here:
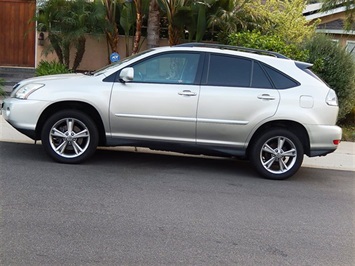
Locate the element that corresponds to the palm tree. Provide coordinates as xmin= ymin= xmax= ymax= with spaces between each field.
xmin=68 ymin=0 xmax=107 ymax=70
xmin=36 ymin=0 xmax=67 ymax=64
xmin=119 ymin=0 xmax=135 ymax=56
xmin=147 ymin=0 xmax=160 ymax=48
xmin=208 ymin=0 xmax=259 ymax=43
xmin=132 ymin=0 xmax=143 ymax=54
xmin=36 ymin=0 xmax=106 ymax=70
xmin=119 ymin=0 xmax=149 ymax=55
xmin=185 ymin=0 xmax=215 ymax=42
xmin=158 ymin=0 xmax=191 ymax=45
xmin=103 ymin=0 xmax=120 ymax=53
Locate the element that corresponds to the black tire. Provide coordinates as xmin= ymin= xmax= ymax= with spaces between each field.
xmin=41 ymin=110 xmax=99 ymax=163
xmin=250 ymin=128 xmax=304 ymax=180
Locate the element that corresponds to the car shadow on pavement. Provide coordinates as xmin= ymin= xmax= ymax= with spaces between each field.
xmin=94 ymin=146 xmax=257 ymax=178
xmin=2 ymin=141 xmax=352 ymax=182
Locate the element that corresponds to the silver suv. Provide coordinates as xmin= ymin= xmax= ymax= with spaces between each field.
xmin=1 ymin=43 xmax=342 ymax=179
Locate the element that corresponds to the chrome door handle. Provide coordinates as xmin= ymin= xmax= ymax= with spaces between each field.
xmin=257 ymin=94 xmax=276 ymax=100
xmin=178 ymin=90 xmax=197 ymax=96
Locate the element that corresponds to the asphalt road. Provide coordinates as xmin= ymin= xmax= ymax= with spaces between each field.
xmin=0 ymin=141 xmax=354 ymax=265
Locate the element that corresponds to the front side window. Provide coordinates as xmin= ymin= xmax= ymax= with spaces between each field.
xmin=131 ymin=52 xmax=200 ymax=84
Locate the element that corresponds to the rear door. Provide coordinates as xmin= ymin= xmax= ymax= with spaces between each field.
xmin=196 ymin=53 xmax=280 ymax=148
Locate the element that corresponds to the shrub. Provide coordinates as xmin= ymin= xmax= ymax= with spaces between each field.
xmin=0 ymin=78 xmax=5 ymax=96
xmin=304 ymin=34 xmax=355 ymax=121
xmin=35 ymin=60 xmax=72 ymax=76
xmin=227 ymin=31 xmax=309 ymax=61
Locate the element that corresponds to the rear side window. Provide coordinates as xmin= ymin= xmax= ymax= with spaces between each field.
xmin=204 ymin=53 xmax=298 ymax=89
xmin=251 ymin=62 xmax=273 ymax=89
xmin=262 ymin=63 xmax=300 ymax=89
xmin=207 ymin=54 xmax=252 ymax=87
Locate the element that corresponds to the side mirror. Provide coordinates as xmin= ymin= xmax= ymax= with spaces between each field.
xmin=119 ymin=67 xmax=134 ymax=83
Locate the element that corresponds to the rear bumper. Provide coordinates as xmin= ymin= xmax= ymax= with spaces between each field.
xmin=309 ymin=147 xmax=337 ymax=157
xmin=307 ymin=124 xmax=342 ymax=157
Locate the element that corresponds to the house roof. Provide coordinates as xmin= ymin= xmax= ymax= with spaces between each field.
xmin=303 ymin=3 xmax=349 ymax=21
xmin=303 ymin=2 xmax=355 ymax=35
xmin=303 ymin=3 xmax=323 ymax=15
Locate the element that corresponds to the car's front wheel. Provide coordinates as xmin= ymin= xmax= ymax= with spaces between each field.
xmin=250 ymin=128 xmax=304 ymax=180
xmin=41 ymin=110 xmax=98 ymax=163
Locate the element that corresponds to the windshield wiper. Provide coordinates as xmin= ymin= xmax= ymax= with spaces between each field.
xmin=84 ymin=71 xmax=94 ymax=76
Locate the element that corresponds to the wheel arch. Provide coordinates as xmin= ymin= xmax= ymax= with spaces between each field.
xmin=35 ymin=101 xmax=107 ymax=146
xmin=247 ymin=120 xmax=310 ymax=158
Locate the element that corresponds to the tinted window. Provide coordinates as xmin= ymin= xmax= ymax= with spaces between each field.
xmin=262 ymin=64 xmax=299 ymax=89
xmin=251 ymin=62 xmax=273 ymax=89
xmin=207 ymin=54 xmax=252 ymax=87
xmin=131 ymin=53 xmax=200 ymax=84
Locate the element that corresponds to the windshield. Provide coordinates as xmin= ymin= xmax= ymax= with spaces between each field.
xmin=93 ymin=49 xmax=154 ymax=76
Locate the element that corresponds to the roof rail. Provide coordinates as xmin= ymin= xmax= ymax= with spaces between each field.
xmin=175 ymin=42 xmax=289 ymax=59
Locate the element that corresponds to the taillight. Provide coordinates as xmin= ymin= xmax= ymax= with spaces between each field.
xmin=333 ymin=139 xmax=341 ymax=145
xmin=326 ymin=89 xmax=338 ymax=106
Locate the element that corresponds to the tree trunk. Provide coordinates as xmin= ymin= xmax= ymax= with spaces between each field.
xmin=168 ymin=24 xmax=180 ymax=46
xmin=73 ymin=36 xmax=86 ymax=71
xmin=48 ymin=33 xmax=64 ymax=64
xmin=132 ymin=0 xmax=142 ymax=54
xmin=63 ymin=40 xmax=71 ymax=69
xmin=147 ymin=0 xmax=160 ymax=49
xmin=104 ymin=0 xmax=119 ymax=54
xmin=106 ymin=27 xmax=119 ymax=53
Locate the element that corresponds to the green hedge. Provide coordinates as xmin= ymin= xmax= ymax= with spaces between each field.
xmin=228 ymin=31 xmax=309 ymax=61
xmin=0 ymin=78 xmax=5 ymax=96
xmin=35 ymin=60 xmax=72 ymax=76
xmin=304 ymin=34 xmax=355 ymax=121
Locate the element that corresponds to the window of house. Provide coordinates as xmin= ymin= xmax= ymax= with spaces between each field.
xmin=346 ymin=41 xmax=355 ymax=59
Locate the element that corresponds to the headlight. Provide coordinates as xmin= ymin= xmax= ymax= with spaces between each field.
xmin=13 ymin=83 xmax=45 ymax=99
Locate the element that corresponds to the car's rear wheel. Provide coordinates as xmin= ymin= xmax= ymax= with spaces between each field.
xmin=250 ymin=128 xmax=304 ymax=180
xmin=41 ymin=110 xmax=98 ymax=163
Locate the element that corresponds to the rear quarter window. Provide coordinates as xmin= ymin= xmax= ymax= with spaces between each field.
xmin=261 ymin=63 xmax=300 ymax=89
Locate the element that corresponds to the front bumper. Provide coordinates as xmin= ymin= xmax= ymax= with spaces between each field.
xmin=1 ymin=97 xmax=48 ymax=140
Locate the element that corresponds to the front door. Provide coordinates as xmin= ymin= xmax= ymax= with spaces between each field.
xmin=110 ymin=52 xmax=202 ymax=144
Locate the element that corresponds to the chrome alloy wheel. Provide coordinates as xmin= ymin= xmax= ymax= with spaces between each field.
xmin=49 ymin=117 xmax=91 ymax=159
xmin=260 ymin=136 xmax=297 ymax=175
